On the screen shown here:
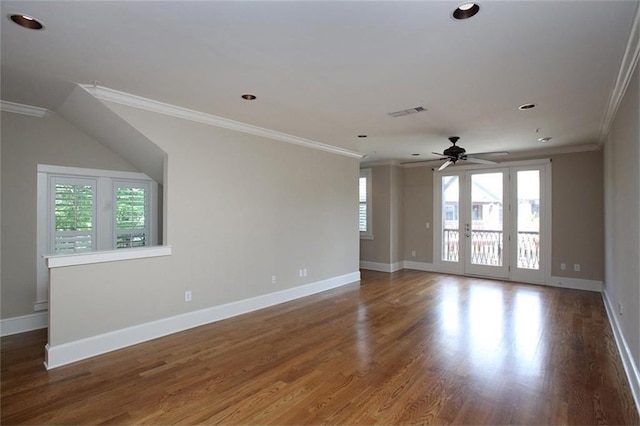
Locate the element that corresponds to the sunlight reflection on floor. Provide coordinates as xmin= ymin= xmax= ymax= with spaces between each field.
xmin=437 ymin=278 xmax=546 ymax=384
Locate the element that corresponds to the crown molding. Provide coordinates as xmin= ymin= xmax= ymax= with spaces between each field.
xmin=599 ymin=2 xmax=640 ymax=144
xmin=0 ymin=100 xmax=51 ymax=118
xmin=359 ymin=160 xmax=401 ymax=168
xmin=80 ymin=85 xmax=363 ymax=160
xmin=507 ymin=143 xmax=601 ymax=158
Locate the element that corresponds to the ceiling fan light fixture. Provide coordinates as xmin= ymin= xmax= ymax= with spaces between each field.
xmin=519 ymin=103 xmax=536 ymax=110
xmin=452 ymin=3 xmax=480 ymax=20
xmin=9 ymin=13 xmax=44 ymax=30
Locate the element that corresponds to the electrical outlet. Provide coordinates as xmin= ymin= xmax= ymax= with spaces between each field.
xmin=560 ymin=263 xmax=566 ymax=271
xmin=411 ymin=250 xmax=416 ymax=257
xmin=618 ymin=301 xmax=623 ymax=316
xmin=303 ymin=268 xmax=308 ymax=277
xmin=184 ymin=290 xmax=192 ymax=302
xmin=272 ymin=275 xmax=277 ymax=284
xmin=573 ymin=264 xmax=580 ymax=272
xmin=425 ymin=222 xmax=430 ymax=229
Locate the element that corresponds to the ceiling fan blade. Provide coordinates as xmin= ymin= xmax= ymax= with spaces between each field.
xmin=466 ymin=151 xmax=509 ymax=157
xmin=438 ymin=160 xmax=453 ymax=171
xmin=465 ymin=157 xmax=498 ymax=165
xmin=432 ymin=152 xmax=446 ymax=156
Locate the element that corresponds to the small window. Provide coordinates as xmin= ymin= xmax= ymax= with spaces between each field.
xmin=51 ymin=177 xmax=97 ymax=254
xmin=472 ymin=204 xmax=483 ymax=221
xmin=115 ymin=181 xmax=150 ymax=249
xmin=359 ymin=168 xmax=373 ymax=239
xmin=40 ymin=165 xmax=157 ymax=255
xmin=444 ymin=203 xmax=458 ymax=221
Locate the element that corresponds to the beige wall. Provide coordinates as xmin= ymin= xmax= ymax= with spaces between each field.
xmin=604 ymin=63 xmax=639 ymax=369
xmin=550 ymin=150 xmax=604 ymax=279
xmin=360 ymin=165 xmax=403 ymax=265
xmin=402 ymin=166 xmax=433 ymax=263
xmin=390 ymin=166 xmax=403 ymax=263
xmin=0 ymin=111 xmax=139 ymax=319
xmin=48 ymin=101 xmax=360 ymax=345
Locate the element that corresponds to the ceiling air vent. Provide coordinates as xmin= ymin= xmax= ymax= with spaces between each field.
xmin=388 ymin=106 xmax=426 ymax=118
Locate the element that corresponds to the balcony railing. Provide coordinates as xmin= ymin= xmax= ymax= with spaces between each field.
xmin=470 ymin=230 xmax=503 ymax=266
xmin=442 ymin=229 xmax=540 ymax=270
xmin=517 ymin=231 xmax=540 ymax=269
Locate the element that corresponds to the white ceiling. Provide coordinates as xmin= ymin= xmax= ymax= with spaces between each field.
xmin=1 ymin=1 xmax=638 ymax=163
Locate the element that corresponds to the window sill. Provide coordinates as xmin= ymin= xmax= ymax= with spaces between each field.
xmin=45 ymin=246 xmax=172 ymax=268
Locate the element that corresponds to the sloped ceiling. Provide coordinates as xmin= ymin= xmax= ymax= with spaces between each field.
xmin=57 ymin=86 xmax=166 ymax=184
xmin=1 ymin=1 xmax=638 ymax=164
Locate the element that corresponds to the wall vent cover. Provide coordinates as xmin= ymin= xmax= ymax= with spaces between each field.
xmin=388 ymin=106 xmax=426 ymax=118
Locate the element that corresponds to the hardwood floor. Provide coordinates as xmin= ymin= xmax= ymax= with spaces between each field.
xmin=2 ymin=270 xmax=638 ymax=424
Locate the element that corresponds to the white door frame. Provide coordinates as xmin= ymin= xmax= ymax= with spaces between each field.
xmin=509 ymin=162 xmax=552 ymax=285
xmin=463 ymin=169 xmax=510 ymax=279
xmin=433 ymin=159 xmax=551 ymax=285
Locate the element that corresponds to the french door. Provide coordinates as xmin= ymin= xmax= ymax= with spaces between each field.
xmin=434 ymin=161 xmax=550 ymax=284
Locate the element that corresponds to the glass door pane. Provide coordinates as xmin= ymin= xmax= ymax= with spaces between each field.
xmin=516 ymin=170 xmax=540 ymax=270
xmin=470 ymin=172 xmax=503 ymax=266
xmin=441 ymin=175 xmax=459 ymax=262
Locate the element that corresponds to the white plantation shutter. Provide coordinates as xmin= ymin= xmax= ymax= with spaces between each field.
xmin=51 ymin=177 xmax=97 ymax=254
xmin=359 ymin=177 xmax=367 ymax=231
xmin=360 ymin=169 xmax=372 ymax=238
xmin=114 ymin=180 xmax=150 ymax=249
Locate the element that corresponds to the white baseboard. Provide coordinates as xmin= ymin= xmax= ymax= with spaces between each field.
xmin=548 ymin=276 xmax=603 ymax=292
xmin=34 ymin=301 xmax=49 ymax=312
xmin=44 ymin=271 xmax=360 ymax=370
xmin=359 ymin=261 xmax=403 ymax=273
xmin=1 ymin=312 xmax=48 ymax=336
xmin=602 ymin=290 xmax=640 ymax=415
xmin=402 ymin=261 xmax=436 ymax=272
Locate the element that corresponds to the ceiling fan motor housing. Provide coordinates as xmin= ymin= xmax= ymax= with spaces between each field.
xmin=443 ymin=145 xmax=466 ymax=158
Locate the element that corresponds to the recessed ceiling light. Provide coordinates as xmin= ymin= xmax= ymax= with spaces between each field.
xmin=9 ymin=13 xmax=44 ymax=30
xmin=357 ymin=135 xmax=368 ymax=138
xmin=452 ymin=3 xmax=480 ymax=20
xmin=241 ymin=94 xmax=257 ymax=100
xmin=538 ymin=137 xmax=552 ymax=143
xmin=519 ymin=103 xmax=536 ymax=110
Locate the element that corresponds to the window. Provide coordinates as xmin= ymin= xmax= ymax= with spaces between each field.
xmin=471 ymin=204 xmax=483 ymax=221
xmin=444 ymin=203 xmax=458 ymax=221
xmin=115 ymin=181 xmax=150 ymax=249
xmin=359 ymin=168 xmax=373 ymax=239
xmin=45 ymin=173 xmax=156 ymax=254
xmin=51 ymin=177 xmax=97 ymax=254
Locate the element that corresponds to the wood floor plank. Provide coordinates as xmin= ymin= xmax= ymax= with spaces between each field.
xmin=2 ymin=270 xmax=638 ymax=424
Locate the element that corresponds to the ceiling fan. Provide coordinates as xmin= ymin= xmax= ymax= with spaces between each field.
xmin=432 ymin=136 xmax=508 ymax=171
